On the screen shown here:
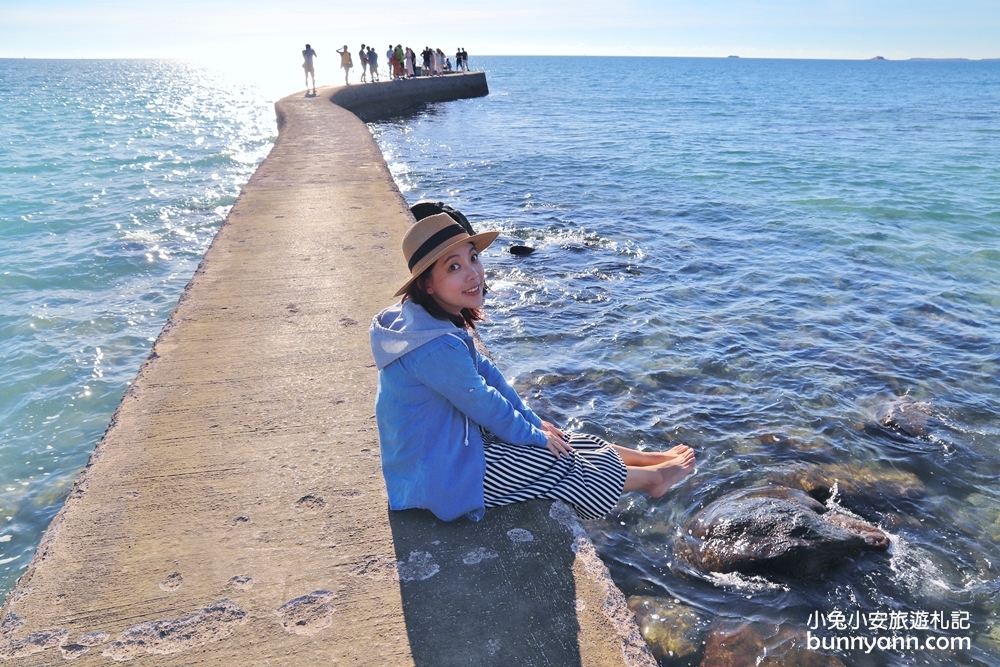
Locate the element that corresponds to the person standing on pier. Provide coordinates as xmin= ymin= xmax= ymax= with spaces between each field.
xmin=405 ymin=47 xmax=416 ymax=78
xmin=388 ymin=48 xmax=399 ymax=79
xmin=394 ymin=45 xmax=405 ymax=78
xmin=370 ymin=206 xmax=697 ymax=523
xmin=358 ymin=44 xmax=369 ymax=83
xmin=422 ymin=47 xmax=432 ymax=76
xmin=336 ymin=45 xmax=352 ymax=85
xmin=302 ymin=43 xmax=317 ymax=94
xmin=367 ymin=46 xmax=379 ymax=82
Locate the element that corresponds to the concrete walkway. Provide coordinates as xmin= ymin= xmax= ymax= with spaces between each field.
xmin=1 ymin=74 xmax=654 ymax=666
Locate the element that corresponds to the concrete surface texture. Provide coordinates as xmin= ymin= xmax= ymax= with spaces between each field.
xmin=0 ymin=74 xmax=654 ymax=666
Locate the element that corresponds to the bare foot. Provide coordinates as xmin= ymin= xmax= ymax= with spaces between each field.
xmin=622 ymin=447 xmax=697 ymax=497
xmin=643 ymin=444 xmax=693 ymax=465
xmin=648 ymin=449 xmax=696 ymax=497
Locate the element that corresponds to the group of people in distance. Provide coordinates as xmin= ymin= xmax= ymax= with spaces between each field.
xmin=301 ymin=43 xmax=470 ymax=90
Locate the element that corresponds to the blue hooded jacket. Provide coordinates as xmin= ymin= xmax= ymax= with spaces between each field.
xmin=369 ymin=299 xmax=548 ymax=521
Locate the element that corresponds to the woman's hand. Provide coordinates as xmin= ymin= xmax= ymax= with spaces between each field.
xmin=541 ymin=421 xmax=574 ymax=458
xmin=540 ymin=420 xmax=565 ymax=439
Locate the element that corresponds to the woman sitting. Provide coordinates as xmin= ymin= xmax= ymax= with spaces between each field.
xmin=369 ymin=208 xmax=696 ymax=521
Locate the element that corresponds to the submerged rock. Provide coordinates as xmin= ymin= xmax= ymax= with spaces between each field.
xmin=875 ymin=395 xmax=933 ymax=437
xmin=758 ymin=430 xmax=843 ymax=452
xmin=676 ymin=486 xmax=889 ymax=577
xmin=627 ymin=596 xmax=707 ymax=662
xmin=701 ymin=621 xmax=845 ymax=667
xmin=980 ymin=622 xmax=1000 ymax=654
xmin=768 ymin=462 xmax=926 ymax=506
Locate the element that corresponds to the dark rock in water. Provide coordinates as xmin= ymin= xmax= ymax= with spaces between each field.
xmin=627 ymin=596 xmax=707 ymax=662
xmin=508 ymin=244 xmax=535 ymax=256
xmin=875 ymin=395 xmax=932 ymax=436
xmin=701 ymin=621 xmax=845 ymax=667
xmin=822 ymin=511 xmax=891 ymax=547
xmin=677 ymin=486 xmax=889 ymax=577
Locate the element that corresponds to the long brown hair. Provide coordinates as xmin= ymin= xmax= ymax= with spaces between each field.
xmin=404 ymin=267 xmax=484 ymax=330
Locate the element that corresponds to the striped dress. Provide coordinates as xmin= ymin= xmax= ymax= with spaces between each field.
xmin=482 ymin=430 xmax=627 ymax=520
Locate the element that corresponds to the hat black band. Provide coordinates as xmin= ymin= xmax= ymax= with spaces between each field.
xmin=408 ymin=224 xmax=468 ymax=271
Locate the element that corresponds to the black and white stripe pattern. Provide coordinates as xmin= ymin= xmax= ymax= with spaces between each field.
xmin=482 ymin=431 xmax=627 ymax=520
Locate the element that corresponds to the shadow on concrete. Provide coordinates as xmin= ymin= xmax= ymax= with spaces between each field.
xmin=388 ymin=500 xmax=583 ymax=666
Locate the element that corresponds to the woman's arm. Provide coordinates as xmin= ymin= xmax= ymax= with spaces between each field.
xmin=474 ymin=353 xmax=544 ymax=428
xmin=474 ymin=347 xmax=574 ymax=456
xmin=405 ymin=336 xmax=547 ymax=447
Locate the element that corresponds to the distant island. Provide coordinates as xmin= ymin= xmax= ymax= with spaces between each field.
xmin=727 ymin=55 xmax=739 ymax=58
xmin=869 ymin=56 xmax=995 ymax=62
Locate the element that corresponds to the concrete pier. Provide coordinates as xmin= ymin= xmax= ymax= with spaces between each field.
xmin=0 ymin=73 xmax=653 ymax=666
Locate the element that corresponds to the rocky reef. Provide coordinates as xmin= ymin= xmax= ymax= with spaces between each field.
xmin=675 ymin=486 xmax=889 ymax=577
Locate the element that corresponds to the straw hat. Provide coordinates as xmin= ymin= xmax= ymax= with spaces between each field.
xmin=395 ymin=212 xmax=499 ymax=296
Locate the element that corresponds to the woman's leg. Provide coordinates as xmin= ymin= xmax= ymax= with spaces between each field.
xmin=622 ymin=447 xmax=696 ymax=498
xmin=612 ymin=443 xmax=693 ymax=467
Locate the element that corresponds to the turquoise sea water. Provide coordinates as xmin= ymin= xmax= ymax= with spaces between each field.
xmin=372 ymin=57 xmax=1000 ymax=666
xmin=0 ymin=59 xmax=275 ymax=590
xmin=2 ymin=56 xmax=999 ymax=666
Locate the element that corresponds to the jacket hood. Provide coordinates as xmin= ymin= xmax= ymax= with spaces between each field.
xmin=370 ymin=299 xmax=461 ymax=370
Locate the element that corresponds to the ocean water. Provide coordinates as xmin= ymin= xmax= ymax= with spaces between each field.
xmin=2 ymin=55 xmax=999 ymax=666
xmin=371 ymin=57 xmax=1000 ymax=666
xmin=0 ymin=59 xmax=275 ymax=591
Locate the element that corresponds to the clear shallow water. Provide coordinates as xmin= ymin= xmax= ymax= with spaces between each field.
xmin=373 ymin=57 xmax=1000 ymax=666
xmin=0 ymin=59 xmax=275 ymax=591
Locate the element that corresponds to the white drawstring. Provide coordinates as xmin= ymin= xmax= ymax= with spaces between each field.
xmin=446 ymin=332 xmax=473 ymax=446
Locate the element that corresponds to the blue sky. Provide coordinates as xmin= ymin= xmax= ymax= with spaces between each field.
xmin=2 ymin=0 xmax=996 ymax=61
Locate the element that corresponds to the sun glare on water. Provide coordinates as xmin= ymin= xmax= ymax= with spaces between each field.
xmin=188 ymin=46 xmax=310 ymax=103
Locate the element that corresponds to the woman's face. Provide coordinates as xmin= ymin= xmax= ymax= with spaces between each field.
xmin=423 ymin=242 xmax=486 ymax=316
